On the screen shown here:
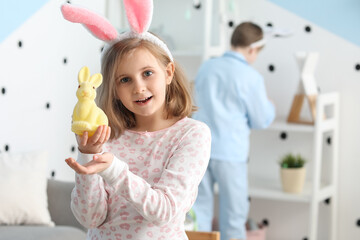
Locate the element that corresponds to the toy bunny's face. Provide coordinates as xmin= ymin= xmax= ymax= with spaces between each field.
xmin=76 ymin=81 xmax=97 ymax=100
xmin=76 ymin=66 xmax=103 ymax=100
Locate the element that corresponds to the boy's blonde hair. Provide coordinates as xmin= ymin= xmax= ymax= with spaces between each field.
xmin=98 ymin=38 xmax=196 ymax=139
xmin=231 ymin=22 xmax=263 ymax=48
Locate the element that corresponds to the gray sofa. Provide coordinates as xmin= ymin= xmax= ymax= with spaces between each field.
xmin=0 ymin=179 xmax=87 ymax=240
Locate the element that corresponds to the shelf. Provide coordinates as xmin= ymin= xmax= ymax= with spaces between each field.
xmin=248 ymin=178 xmax=335 ymax=203
xmin=172 ymin=48 xmax=224 ymax=58
xmin=214 ymin=177 xmax=334 ymax=203
xmin=263 ymin=117 xmax=314 ymax=133
xmin=261 ymin=117 xmax=336 ymax=133
xmin=172 ymin=49 xmax=202 ymax=57
xmin=214 ymin=181 xmax=309 ymax=203
xmin=249 ymin=178 xmax=312 ymax=203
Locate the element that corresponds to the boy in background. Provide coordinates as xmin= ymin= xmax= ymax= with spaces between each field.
xmin=192 ymin=22 xmax=276 ymax=240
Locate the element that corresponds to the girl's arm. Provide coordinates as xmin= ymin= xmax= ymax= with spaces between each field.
xmin=65 ymin=125 xmax=111 ymax=229
xmin=69 ymin=153 xmax=109 ymax=229
xmin=99 ymin=123 xmax=211 ymax=226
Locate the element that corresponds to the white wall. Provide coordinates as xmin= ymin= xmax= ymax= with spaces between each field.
xmin=1 ymin=0 xmax=359 ymax=239
xmin=0 ymin=0 xmax=106 ymax=181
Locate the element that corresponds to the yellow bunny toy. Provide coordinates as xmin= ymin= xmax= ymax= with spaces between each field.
xmin=71 ymin=66 xmax=108 ymax=137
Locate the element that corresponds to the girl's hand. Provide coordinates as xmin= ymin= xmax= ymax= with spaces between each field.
xmin=76 ymin=125 xmax=111 ymax=154
xmin=65 ymin=152 xmax=114 ymax=175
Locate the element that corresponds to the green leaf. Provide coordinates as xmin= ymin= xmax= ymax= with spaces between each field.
xmin=279 ymin=153 xmax=307 ymax=168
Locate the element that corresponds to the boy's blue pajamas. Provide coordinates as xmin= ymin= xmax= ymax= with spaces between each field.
xmin=194 ymin=160 xmax=249 ymax=240
xmin=192 ymin=51 xmax=275 ymax=240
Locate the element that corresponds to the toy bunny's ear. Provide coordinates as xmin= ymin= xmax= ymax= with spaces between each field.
xmin=78 ymin=66 xmax=90 ymax=83
xmin=90 ymin=73 xmax=103 ymax=88
xmin=61 ymin=3 xmax=118 ymax=42
xmin=123 ymin=0 xmax=153 ymax=34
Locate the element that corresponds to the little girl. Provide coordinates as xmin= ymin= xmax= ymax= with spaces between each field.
xmin=62 ymin=2 xmax=211 ymax=240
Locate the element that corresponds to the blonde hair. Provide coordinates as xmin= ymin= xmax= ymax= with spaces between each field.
xmin=98 ymin=38 xmax=195 ymax=139
xmin=231 ymin=22 xmax=263 ymax=48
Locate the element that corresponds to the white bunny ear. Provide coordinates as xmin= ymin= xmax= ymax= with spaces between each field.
xmin=123 ymin=0 xmax=153 ymax=34
xmin=61 ymin=3 xmax=118 ymax=42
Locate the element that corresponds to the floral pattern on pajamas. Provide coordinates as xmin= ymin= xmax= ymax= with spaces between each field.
xmin=71 ymin=117 xmax=211 ymax=240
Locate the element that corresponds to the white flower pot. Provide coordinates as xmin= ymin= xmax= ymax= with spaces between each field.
xmin=280 ymin=167 xmax=306 ymax=194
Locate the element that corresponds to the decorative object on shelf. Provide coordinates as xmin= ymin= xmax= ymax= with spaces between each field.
xmin=287 ymin=52 xmax=319 ymax=125
xmin=71 ymin=66 xmax=108 ymax=137
xmin=244 ymin=218 xmax=267 ymax=240
xmin=184 ymin=208 xmax=198 ymax=231
xmin=279 ymin=153 xmax=307 ymax=194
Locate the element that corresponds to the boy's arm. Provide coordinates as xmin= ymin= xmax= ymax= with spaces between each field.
xmin=245 ymin=75 xmax=275 ymax=129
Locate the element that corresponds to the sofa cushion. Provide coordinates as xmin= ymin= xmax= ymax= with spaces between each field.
xmin=0 ymin=226 xmax=86 ymax=240
xmin=47 ymin=179 xmax=86 ymax=232
xmin=0 ymin=151 xmax=53 ymax=226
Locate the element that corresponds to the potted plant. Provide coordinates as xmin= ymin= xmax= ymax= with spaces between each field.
xmin=279 ymin=153 xmax=307 ymax=194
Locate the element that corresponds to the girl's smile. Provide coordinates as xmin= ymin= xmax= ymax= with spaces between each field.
xmin=135 ymin=96 xmax=153 ymax=105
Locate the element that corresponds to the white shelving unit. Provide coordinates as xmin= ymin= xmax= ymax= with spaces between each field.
xmin=171 ymin=0 xmax=227 ymax=60
xmin=249 ymin=92 xmax=339 ymax=240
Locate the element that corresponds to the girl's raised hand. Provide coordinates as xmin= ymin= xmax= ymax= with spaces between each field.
xmin=65 ymin=152 xmax=114 ymax=175
xmin=76 ymin=125 xmax=111 ymax=154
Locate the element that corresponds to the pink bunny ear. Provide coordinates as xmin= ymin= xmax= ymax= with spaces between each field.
xmin=61 ymin=3 xmax=118 ymax=42
xmin=123 ymin=0 xmax=153 ymax=34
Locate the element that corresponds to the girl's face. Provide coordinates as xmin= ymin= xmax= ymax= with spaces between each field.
xmin=115 ymin=48 xmax=174 ymax=122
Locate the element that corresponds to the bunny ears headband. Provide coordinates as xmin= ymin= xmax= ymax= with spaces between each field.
xmin=61 ymin=0 xmax=173 ymax=61
xmin=250 ymin=26 xmax=293 ymax=49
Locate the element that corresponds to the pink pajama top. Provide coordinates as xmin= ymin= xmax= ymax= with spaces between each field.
xmin=71 ymin=117 xmax=211 ymax=240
